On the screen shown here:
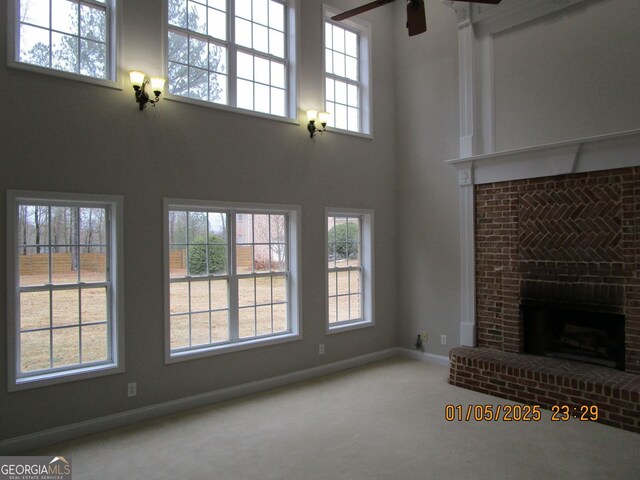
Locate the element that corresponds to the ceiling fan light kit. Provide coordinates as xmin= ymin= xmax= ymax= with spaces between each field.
xmin=332 ymin=0 xmax=502 ymax=37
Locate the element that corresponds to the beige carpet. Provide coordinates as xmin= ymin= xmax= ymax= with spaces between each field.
xmin=28 ymin=357 xmax=640 ymax=479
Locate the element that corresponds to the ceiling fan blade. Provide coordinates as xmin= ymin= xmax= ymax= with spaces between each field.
xmin=467 ymin=0 xmax=502 ymax=4
xmin=407 ymin=0 xmax=426 ymax=37
xmin=331 ymin=0 xmax=396 ymax=22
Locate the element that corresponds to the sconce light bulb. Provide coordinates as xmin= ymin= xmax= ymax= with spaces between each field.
xmin=150 ymin=77 xmax=166 ymax=94
xmin=307 ymin=110 xmax=318 ymax=122
xmin=318 ymin=111 xmax=330 ymax=129
xmin=129 ymin=70 xmax=146 ymax=88
xmin=318 ymin=111 xmax=330 ymax=124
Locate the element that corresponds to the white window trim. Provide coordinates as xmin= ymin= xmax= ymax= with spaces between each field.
xmin=6 ymin=0 xmax=122 ymax=90
xmin=325 ymin=207 xmax=374 ymax=334
xmin=322 ymin=4 xmax=372 ymax=138
xmin=6 ymin=190 xmax=125 ymax=392
xmin=164 ymin=198 xmax=302 ymax=363
xmin=163 ymin=0 xmax=299 ymax=123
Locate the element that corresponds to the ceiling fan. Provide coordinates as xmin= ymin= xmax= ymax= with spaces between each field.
xmin=332 ymin=0 xmax=502 ymax=37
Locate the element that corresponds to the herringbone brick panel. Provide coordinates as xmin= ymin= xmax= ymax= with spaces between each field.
xmin=518 ymin=184 xmax=622 ymax=262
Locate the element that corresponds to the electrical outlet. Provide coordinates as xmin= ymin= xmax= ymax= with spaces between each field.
xmin=421 ymin=332 xmax=428 ymax=342
xmin=441 ymin=335 xmax=447 ymax=345
xmin=319 ymin=344 xmax=325 ymax=355
xmin=127 ymin=382 xmax=137 ymax=397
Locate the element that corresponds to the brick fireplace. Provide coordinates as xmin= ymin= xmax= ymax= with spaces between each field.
xmin=446 ymin=130 xmax=640 ymax=432
xmin=474 ymin=167 xmax=640 ymax=371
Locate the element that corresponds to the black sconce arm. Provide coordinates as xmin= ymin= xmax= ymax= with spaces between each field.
xmin=133 ymin=81 xmax=161 ymax=110
xmin=307 ymin=120 xmax=328 ymax=138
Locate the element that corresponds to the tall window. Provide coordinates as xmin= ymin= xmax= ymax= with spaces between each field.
xmin=326 ymin=208 xmax=374 ymax=332
xmin=165 ymin=200 xmax=300 ymax=360
xmin=11 ymin=0 xmax=117 ymax=82
xmin=166 ymin=0 xmax=295 ymax=118
xmin=7 ymin=191 xmax=124 ymax=390
xmin=324 ymin=6 xmax=370 ymax=135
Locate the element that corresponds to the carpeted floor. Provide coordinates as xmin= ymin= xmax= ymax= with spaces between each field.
xmin=28 ymin=357 xmax=640 ymax=479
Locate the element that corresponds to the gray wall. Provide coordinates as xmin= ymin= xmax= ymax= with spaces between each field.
xmin=0 ymin=0 xmax=398 ymax=440
xmin=395 ymin=1 xmax=461 ymax=356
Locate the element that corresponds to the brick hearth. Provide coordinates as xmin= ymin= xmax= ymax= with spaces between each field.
xmin=449 ymin=346 xmax=640 ymax=432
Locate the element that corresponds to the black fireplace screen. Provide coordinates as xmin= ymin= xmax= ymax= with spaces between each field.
xmin=522 ymin=304 xmax=625 ymax=370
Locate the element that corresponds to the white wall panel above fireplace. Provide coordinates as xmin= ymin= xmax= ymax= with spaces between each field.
xmin=444 ymin=0 xmax=640 ymax=157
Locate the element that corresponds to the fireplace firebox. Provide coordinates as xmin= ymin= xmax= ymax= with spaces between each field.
xmin=522 ymin=303 xmax=625 ymax=370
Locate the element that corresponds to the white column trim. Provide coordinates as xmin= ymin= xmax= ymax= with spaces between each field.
xmin=459 ymin=181 xmax=476 ymax=347
xmin=477 ymin=34 xmax=495 ymax=154
xmin=455 ymin=4 xmax=476 ymax=158
xmin=447 ymin=2 xmax=482 ymax=346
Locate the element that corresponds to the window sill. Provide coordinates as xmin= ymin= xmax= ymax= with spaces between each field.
xmin=164 ymin=93 xmax=300 ymax=126
xmin=166 ymin=332 xmax=302 ymax=364
xmin=7 ymin=60 xmax=122 ymax=90
xmin=327 ymin=319 xmax=374 ymax=335
xmin=325 ymin=127 xmax=373 ymax=140
xmin=10 ymin=362 xmax=123 ymax=392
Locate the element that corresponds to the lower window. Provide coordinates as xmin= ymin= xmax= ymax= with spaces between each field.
xmin=7 ymin=191 xmax=124 ymax=390
xmin=326 ymin=208 xmax=374 ymax=332
xmin=165 ymin=200 xmax=301 ymax=360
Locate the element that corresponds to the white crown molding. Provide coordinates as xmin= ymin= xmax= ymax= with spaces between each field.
xmin=442 ymin=0 xmax=589 ymax=34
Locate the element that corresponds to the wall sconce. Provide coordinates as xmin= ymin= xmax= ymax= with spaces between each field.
xmin=307 ymin=110 xmax=330 ymax=138
xmin=129 ymin=71 xmax=166 ymax=110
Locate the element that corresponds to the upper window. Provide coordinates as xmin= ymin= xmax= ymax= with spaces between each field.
xmin=7 ymin=191 xmax=124 ymax=390
xmin=166 ymin=0 xmax=296 ymax=118
xmin=326 ymin=208 xmax=374 ymax=333
xmin=323 ymin=5 xmax=371 ymax=135
xmin=11 ymin=0 xmax=117 ymax=83
xmin=165 ymin=200 xmax=301 ymax=361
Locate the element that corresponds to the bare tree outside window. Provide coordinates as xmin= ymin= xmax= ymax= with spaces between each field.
xmin=252 ymin=214 xmax=286 ymax=270
xmin=14 ymin=198 xmax=114 ymax=380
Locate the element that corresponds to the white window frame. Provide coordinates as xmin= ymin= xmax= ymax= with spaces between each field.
xmin=322 ymin=4 xmax=372 ymax=138
xmin=6 ymin=190 xmax=125 ymax=391
xmin=163 ymin=0 xmax=299 ymax=123
xmin=164 ymin=199 xmax=302 ymax=363
xmin=7 ymin=0 xmax=122 ymax=89
xmin=325 ymin=207 xmax=374 ymax=334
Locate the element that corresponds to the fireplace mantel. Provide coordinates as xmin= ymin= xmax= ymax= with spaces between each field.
xmin=446 ymin=128 xmax=640 ymax=186
xmin=446 ymin=128 xmax=640 ymax=349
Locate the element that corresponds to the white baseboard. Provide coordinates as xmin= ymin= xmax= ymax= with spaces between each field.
xmin=397 ymin=347 xmax=450 ymax=367
xmin=0 ymin=348 xmax=399 ymax=455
